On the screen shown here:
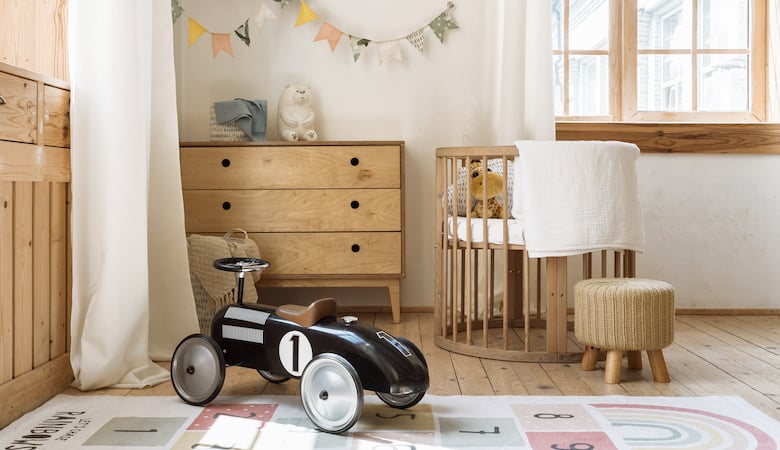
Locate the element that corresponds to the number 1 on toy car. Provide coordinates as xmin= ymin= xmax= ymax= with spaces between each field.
xmin=280 ymin=331 xmax=313 ymax=376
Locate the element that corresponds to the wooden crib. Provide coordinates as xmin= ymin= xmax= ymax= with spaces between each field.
xmin=433 ymin=146 xmax=636 ymax=362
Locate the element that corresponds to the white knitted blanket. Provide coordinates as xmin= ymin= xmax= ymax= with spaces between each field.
xmin=513 ymin=140 xmax=646 ymax=258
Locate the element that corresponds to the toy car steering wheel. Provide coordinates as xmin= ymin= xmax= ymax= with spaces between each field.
xmin=213 ymin=257 xmax=269 ymax=273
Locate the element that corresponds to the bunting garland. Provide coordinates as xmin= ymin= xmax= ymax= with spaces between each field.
xmin=172 ymin=0 xmax=459 ymax=64
xmin=310 ymin=1 xmax=458 ymax=64
xmin=173 ymin=0 xmax=278 ymax=58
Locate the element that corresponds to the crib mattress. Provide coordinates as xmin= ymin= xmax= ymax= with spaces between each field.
xmin=447 ymin=217 xmax=525 ymax=245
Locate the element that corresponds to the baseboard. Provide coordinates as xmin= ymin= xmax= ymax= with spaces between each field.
xmin=564 ymin=307 xmax=779 ymax=315
xmin=342 ymin=306 xmax=779 ymax=316
xmin=339 ymin=305 xmax=434 ymax=315
xmin=674 ymin=308 xmax=780 ymax=315
xmin=0 ymin=354 xmax=74 ymax=429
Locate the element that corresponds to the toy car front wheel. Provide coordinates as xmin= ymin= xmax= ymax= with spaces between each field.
xmin=257 ymin=369 xmax=289 ymax=384
xmin=376 ymin=390 xmax=426 ymax=409
xmin=171 ymin=334 xmax=225 ymax=406
xmin=376 ymin=336 xmax=427 ymax=408
xmin=299 ymin=354 xmax=363 ymax=433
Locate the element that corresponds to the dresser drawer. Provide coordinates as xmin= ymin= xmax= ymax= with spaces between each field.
xmin=181 ymin=145 xmax=400 ymax=189
xmin=183 ymin=189 xmax=401 ymax=232
xmin=249 ymin=232 xmax=401 ymax=276
xmin=43 ymin=86 xmax=70 ymax=148
xmin=0 ymin=72 xmax=37 ymax=144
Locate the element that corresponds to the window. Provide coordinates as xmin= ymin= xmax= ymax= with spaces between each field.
xmin=552 ymin=0 xmax=767 ymax=122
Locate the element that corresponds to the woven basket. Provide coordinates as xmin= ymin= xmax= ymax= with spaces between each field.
xmin=187 ymin=229 xmax=262 ymax=333
xmin=209 ymin=105 xmax=250 ymax=142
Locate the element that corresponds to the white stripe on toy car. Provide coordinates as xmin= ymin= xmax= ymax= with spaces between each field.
xmin=225 ymin=307 xmax=270 ymax=325
xmin=222 ymin=324 xmax=264 ymax=344
xmin=377 ymin=331 xmax=412 ymax=357
xmin=279 ymin=330 xmax=312 ymax=377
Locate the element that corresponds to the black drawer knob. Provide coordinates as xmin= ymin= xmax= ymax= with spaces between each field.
xmin=350 ymin=157 xmax=359 ymax=166
xmin=221 ymin=158 xmax=231 ymax=167
xmin=351 ymin=244 xmax=360 ymax=253
xmin=350 ymin=200 xmax=360 ymax=209
xmin=222 ymin=201 xmax=231 ymax=210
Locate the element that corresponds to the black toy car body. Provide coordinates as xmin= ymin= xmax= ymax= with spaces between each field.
xmin=170 ymin=258 xmax=429 ymax=433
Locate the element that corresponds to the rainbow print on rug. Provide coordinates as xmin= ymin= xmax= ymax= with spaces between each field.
xmin=1 ymin=394 xmax=778 ymax=449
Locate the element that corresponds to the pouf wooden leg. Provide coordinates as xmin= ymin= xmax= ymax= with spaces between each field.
xmin=581 ymin=346 xmax=599 ymax=371
xmin=627 ymin=351 xmax=642 ymax=370
xmin=604 ymin=350 xmax=623 ymax=384
xmin=647 ymin=349 xmax=670 ymax=382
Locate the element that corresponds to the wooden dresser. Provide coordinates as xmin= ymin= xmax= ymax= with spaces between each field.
xmin=0 ymin=62 xmax=72 ymax=428
xmin=180 ymin=141 xmax=405 ymax=323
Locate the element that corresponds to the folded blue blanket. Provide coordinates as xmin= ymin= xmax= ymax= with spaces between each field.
xmin=213 ymin=99 xmax=267 ymax=141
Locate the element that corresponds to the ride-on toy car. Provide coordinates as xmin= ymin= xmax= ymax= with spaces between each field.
xmin=171 ymin=257 xmax=429 ymax=433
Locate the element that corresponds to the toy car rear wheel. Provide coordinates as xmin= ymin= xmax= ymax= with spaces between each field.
xmin=257 ymin=369 xmax=289 ymax=384
xmin=300 ymin=353 xmax=363 ymax=433
xmin=171 ymin=334 xmax=225 ymax=406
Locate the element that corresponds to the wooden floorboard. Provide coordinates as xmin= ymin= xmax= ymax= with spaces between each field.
xmin=59 ymin=313 xmax=780 ymax=421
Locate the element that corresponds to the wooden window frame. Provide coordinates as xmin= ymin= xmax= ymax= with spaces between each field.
xmin=555 ymin=0 xmax=779 ymax=154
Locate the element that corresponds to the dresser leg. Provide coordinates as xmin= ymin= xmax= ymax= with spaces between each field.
xmin=388 ymin=280 xmax=401 ymax=323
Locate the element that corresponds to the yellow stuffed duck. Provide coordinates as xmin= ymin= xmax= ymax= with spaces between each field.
xmin=470 ymin=161 xmax=504 ymax=218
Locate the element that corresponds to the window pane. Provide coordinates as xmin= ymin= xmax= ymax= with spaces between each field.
xmin=698 ymin=0 xmax=749 ymax=49
xmin=638 ymin=54 xmax=691 ymax=111
xmin=553 ymin=55 xmax=565 ymax=115
xmin=569 ymin=55 xmax=609 ymax=115
xmin=638 ymin=0 xmax=691 ymax=49
xmin=698 ymin=54 xmax=749 ymax=111
xmin=570 ymin=0 xmax=609 ymax=50
xmin=552 ymin=0 xmax=564 ymax=51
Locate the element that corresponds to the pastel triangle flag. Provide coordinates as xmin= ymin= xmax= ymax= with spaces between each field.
xmin=295 ymin=0 xmax=318 ymax=27
xmin=172 ymin=0 xmax=183 ymax=23
xmin=212 ymin=33 xmax=234 ymax=57
xmin=350 ymin=36 xmax=370 ymax=62
xmin=377 ymin=40 xmax=402 ymax=65
xmin=314 ymin=23 xmax=343 ymax=52
xmin=429 ymin=7 xmax=459 ymax=44
xmin=406 ymin=29 xmax=425 ymax=53
xmin=188 ymin=18 xmax=208 ymax=46
xmin=252 ymin=3 xmax=277 ymax=28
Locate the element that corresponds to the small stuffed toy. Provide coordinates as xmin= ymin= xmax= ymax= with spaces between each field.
xmin=277 ymin=84 xmax=318 ymax=141
xmin=470 ymin=161 xmax=504 ymax=218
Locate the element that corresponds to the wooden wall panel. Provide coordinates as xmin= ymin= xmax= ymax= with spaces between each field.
xmin=13 ymin=181 xmax=33 ymax=377
xmin=50 ymin=182 xmax=68 ymax=358
xmin=35 ymin=0 xmax=69 ymax=81
xmin=0 ymin=181 xmax=13 ymax=384
xmin=0 ymin=0 xmax=71 ymax=429
xmin=0 ymin=0 xmax=68 ymax=81
xmin=0 ymin=0 xmax=37 ymax=72
xmin=33 ymin=182 xmax=51 ymax=368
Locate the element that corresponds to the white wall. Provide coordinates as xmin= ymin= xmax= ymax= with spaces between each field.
xmin=174 ymin=0 xmax=780 ymax=310
xmin=636 ymin=154 xmax=780 ymax=309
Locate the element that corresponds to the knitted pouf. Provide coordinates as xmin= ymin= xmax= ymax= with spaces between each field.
xmin=574 ymin=278 xmax=675 ymax=384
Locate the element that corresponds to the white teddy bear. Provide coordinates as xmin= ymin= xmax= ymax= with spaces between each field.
xmin=277 ymin=84 xmax=318 ymax=141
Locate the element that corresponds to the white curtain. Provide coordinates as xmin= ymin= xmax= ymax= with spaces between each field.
xmin=770 ymin=0 xmax=780 ymax=121
xmin=485 ymin=0 xmax=555 ymax=144
xmin=467 ymin=1 xmax=555 ymax=312
xmin=69 ymin=0 xmax=199 ymax=390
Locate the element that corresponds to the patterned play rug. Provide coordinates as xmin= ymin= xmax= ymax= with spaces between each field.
xmin=2 ymin=394 xmax=779 ymax=449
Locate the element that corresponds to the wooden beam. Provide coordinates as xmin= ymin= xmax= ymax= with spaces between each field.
xmin=556 ymin=122 xmax=780 ymax=154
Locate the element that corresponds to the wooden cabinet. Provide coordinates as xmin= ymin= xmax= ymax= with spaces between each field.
xmin=0 ymin=62 xmax=72 ymax=428
xmin=180 ymin=141 xmax=405 ymax=323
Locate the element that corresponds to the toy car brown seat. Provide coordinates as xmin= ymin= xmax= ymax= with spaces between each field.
xmin=277 ymin=297 xmax=338 ymax=328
